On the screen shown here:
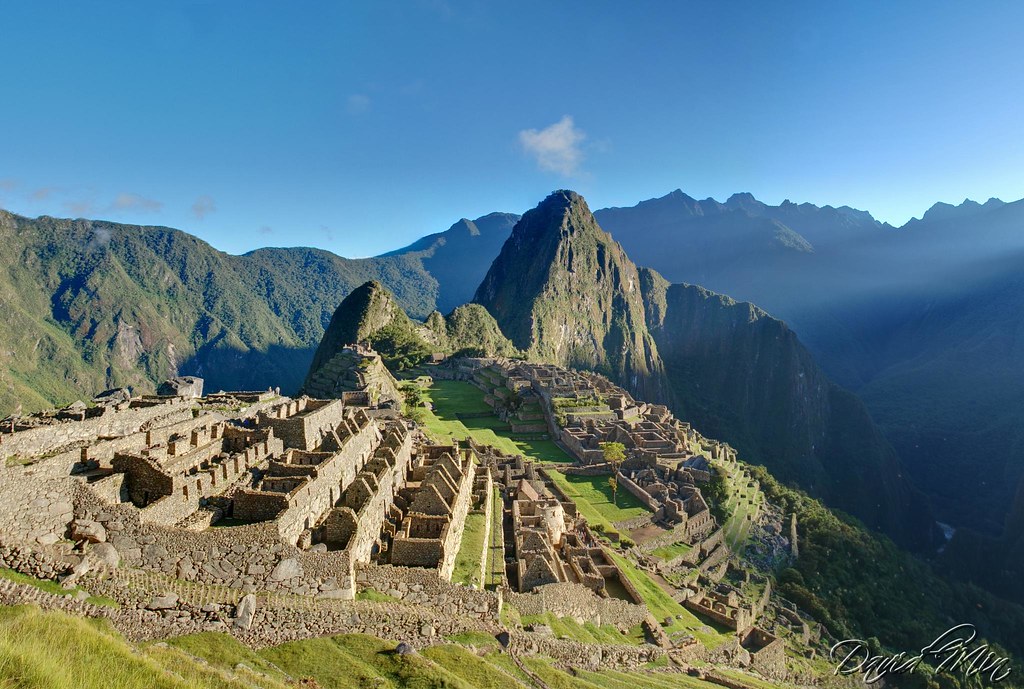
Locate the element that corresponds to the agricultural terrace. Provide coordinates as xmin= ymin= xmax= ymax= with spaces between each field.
xmin=411 ymin=379 xmax=572 ymax=464
xmin=719 ymin=462 xmax=764 ymax=551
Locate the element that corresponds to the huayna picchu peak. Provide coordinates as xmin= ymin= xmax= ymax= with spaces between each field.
xmin=474 ymin=190 xmax=933 ymax=550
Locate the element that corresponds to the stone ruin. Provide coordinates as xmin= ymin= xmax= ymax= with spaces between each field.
xmin=302 ymin=343 xmax=402 ymax=408
xmin=0 ymin=356 xmax=803 ymax=681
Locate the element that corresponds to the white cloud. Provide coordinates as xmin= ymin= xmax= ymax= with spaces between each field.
xmin=191 ymin=194 xmax=216 ymax=220
xmin=518 ymin=115 xmax=586 ymax=176
xmin=347 ymin=94 xmax=371 ymax=114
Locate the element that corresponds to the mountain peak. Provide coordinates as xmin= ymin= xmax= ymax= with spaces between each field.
xmin=920 ymin=197 xmax=1006 ymax=223
xmin=725 ymin=192 xmax=760 ymax=207
xmin=474 ymin=191 xmax=665 ymax=398
xmin=539 ymin=188 xmax=587 ymax=213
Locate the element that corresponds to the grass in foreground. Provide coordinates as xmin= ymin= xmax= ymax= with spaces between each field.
xmin=0 ymin=605 xmax=287 ymax=689
xmin=0 ymin=605 xmax=794 ymax=689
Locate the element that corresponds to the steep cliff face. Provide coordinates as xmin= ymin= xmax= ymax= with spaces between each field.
xmin=474 ymin=190 xmax=665 ymax=401
xmin=640 ymin=270 xmax=934 ymax=545
xmin=473 ymin=191 xmax=933 ymax=548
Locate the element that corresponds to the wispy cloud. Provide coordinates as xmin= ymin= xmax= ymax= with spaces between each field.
xmin=347 ymin=94 xmax=371 ymax=115
xmin=258 ymin=225 xmax=273 ymax=235
xmin=519 ymin=115 xmax=586 ymax=176
xmin=31 ymin=186 xmax=62 ymax=201
xmin=0 ymin=178 xmax=18 ymax=191
xmin=191 ymin=195 xmax=216 ymax=220
xmin=63 ymin=199 xmax=96 ymax=216
xmin=109 ymin=193 xmax=163 ymax=213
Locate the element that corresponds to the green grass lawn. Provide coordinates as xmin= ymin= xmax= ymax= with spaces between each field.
xmin=545 ymin=470 xmax=649 ymax=535
xmin=485 ymin=487 xmax=505 ymax=588
xmin=417 ymin=380 xmax=573 ymax=464
xmin=450 ymin=511 xmax=487 ymax=586
xmin=650 ymin=541 xmax=692 ymax=561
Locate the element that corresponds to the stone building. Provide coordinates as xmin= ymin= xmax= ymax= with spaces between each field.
xmin=109 ymin=422 xmax=283 ymax=524
xmin=234 ymin=407 xmax=381 ymax=544
xmin=388 ymin=443 xmax=477 ymax=580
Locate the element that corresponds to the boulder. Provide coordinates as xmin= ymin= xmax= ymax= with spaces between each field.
xmin=35 ymin=533 xmax=59 ymax=546
xmin=71 ymin=519 xmax=107 ymax=544
xmin=92 ymin=388 xmax=131 ymax=406
xmin=147 ymin=593 xmax=179 ymax=610
xmin=233 ymin=594 xmax=257 ymax=630
xmin=90 ymin=543 xmax=120 ymax=568
xmin=157 ymin=376 xmax=204 ymax=399
xmin=395 ymin=642 xmax=416 ymax=656
xmin=270 ymin=557 xmax=302 ymax=581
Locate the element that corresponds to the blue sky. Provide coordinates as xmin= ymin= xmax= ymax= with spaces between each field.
xmin=1 ymin=1 xmax=1022 ymax=256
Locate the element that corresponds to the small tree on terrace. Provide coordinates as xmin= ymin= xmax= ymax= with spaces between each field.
xmin=601 ymin=441 xmax=627 ymax=505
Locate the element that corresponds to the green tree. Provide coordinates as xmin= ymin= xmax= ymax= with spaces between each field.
xmin=601 ymin=441 xmax=627 ymax=506
xmin=368 ymin=323 xmax=431 ymax=372
xmin=601 ymin=441 xmax=626 ymax=466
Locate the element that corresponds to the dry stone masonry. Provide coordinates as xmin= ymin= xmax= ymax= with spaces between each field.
xmin=0 ymin=354 xmax=808 ymax=683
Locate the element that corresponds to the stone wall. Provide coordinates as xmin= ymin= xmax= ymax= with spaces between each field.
xmin=356 ymin=563 xmax=502 ymax=621
xmin=507 ymin=632 xmax=665 ymax=671
xmin=438 ymin=458 xmax=476 ymax=580
xmin=320 ymin=425 xmax=414 ymax=568
xmin=0 ymin=400 xmax=192 ymax=462
xmin=474 ymin=475 xmax=494 ymax=589
xmin=259 ymin=398 xmax=349 ymax=450
xmin=504 ymin=581 xmax=649 ymax=628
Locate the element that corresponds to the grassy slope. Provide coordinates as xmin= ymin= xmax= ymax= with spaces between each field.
xmin=545 ymin=471 xmax=649 ymax=535
xmin=0 ymin=605 xmax=782 ymax=689
xmin=605 ymin=551 xmax=730 ymax=647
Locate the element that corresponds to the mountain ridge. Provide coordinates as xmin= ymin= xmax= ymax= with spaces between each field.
xmin=473 ymin=191 xmax=934 ymax=548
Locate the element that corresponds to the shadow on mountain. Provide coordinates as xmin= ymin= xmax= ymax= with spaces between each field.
xmin=177 ymin=344 xmax=318 ymax=398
